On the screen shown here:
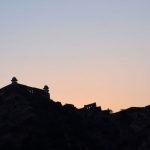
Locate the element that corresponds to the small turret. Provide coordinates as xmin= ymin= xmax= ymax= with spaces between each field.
xmin=11 ymin=77 xmax=18 ymax=84
xmin=43 ymin=85 xmax=49 ymax=92
xmin=43 ymin=85 xmax=50 ymax=98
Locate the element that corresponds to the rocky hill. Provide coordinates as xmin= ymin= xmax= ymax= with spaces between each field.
xmin=0 ymin=78 xmax=150 ymax=150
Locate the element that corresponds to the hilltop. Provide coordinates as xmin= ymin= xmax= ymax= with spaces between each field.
xmin=0 ymin=77 xmax=150 ymax=150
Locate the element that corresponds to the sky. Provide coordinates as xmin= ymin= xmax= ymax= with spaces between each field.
xmin=0 ymin=0 xmax=150 ymax=111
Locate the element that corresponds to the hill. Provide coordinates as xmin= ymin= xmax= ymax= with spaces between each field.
xmin=0 ymin=77 xmax=150 ymax=150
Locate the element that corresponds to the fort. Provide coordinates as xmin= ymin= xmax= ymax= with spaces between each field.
xmin=0 ymin=78 xmax=149 ymax=150
xmin=0 ymin=77 xmax=50 ymax=99
xmin=0 ymin=77 xmax=103 ymax=112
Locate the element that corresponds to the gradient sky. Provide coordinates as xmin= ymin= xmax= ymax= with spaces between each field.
xmin=0 ymin=0 xmax=150 ymax=111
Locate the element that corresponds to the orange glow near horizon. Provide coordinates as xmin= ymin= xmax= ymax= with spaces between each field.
xmin=1 ymin=64 xmax=149 ymax=112
xmin=0 ymin=1 xmax=150 ymax=112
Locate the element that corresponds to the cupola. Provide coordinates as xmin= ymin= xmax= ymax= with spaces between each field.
xmin=43 ymin=85 xmax=49 ymax=93
xmin=11 ymin=77 xmax=18 ymax=84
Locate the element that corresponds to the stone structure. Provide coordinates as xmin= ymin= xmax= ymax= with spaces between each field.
xmin=84 ymin=103 xmax=97 ymax=110
xmin=0 ymin=77 xmax=50 ymax=99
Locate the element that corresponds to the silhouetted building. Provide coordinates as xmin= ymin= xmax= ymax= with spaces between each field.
xmin=0 ymin=77 xmax=50 ymax=99
xmin=0 ymin=77 xmax=149 ymax=150
xmin=84 ymin=103 xmax=97 ymax=110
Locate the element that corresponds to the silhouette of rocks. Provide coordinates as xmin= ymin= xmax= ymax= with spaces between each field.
xmin=0 ymin=78 xmax=150 ymax=150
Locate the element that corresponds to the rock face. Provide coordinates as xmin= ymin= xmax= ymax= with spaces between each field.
xmin=0 ymin=81 xmax=150 ymax=150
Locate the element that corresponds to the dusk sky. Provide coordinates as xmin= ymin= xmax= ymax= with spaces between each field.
xmin=0 ymin=0 xmax=150 ymax=111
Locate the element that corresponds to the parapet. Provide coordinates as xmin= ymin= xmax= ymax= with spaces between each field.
xmin=84 ymin=103 xmax=97 ymax=110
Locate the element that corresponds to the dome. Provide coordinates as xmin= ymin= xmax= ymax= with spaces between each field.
xmin=43 ymin=85 xmax=49 ymax=92
xmin=11 ymin=77 xmax=18 ymax=84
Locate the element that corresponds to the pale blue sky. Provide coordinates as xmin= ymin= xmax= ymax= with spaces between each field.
xmin=0 ymin=0 xmax=150 ymax=111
